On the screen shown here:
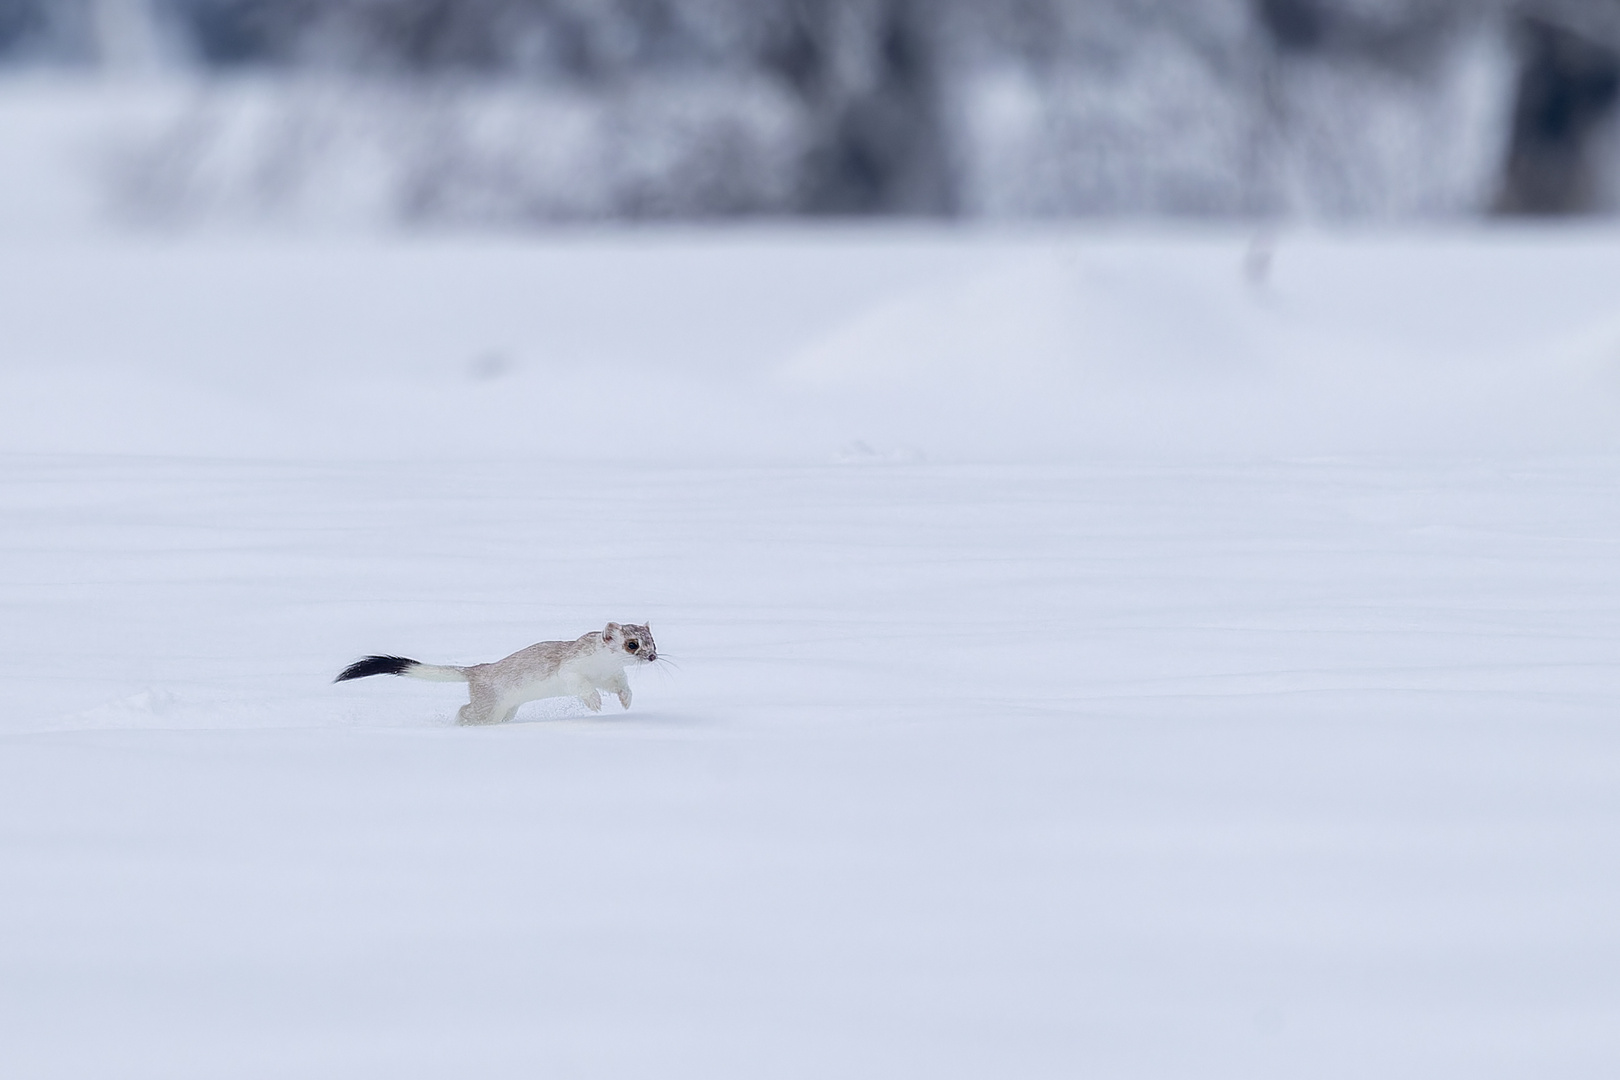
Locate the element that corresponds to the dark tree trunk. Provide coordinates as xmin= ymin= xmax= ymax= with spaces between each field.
xmin=1494 ymin=15 xmax=1620 ymax=215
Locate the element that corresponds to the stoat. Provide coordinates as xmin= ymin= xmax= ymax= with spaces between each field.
xmin=336 ymin=622 xmax=657 ymax=725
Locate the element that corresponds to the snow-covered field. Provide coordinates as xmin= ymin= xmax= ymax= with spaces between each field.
xmin=3 ymin=227 xmax=1620 ymax=1077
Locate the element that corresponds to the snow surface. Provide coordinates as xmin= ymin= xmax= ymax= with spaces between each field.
xmin=3 ymin=227 xmax=1620 ymax=1077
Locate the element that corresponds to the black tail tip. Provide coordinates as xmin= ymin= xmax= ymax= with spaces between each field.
xmin=335 ymin=655 xmax=417 ymax=682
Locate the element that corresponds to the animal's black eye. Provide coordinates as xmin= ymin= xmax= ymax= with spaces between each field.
xmin=626 ymin=641 xmax=639 ymax=651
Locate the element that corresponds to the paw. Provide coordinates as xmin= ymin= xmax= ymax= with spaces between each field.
xmin=580 ymin=689 xmax=603 ymax=712
xmin=616 ymin=689 xmax=632 ymax=710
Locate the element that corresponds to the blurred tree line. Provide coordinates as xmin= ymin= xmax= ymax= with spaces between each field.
xmin=2 ymin=0 xmax=1618 ymax=222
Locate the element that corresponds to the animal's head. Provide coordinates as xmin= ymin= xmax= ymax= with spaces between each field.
xmin=602 ymin=622 xmax=657 ymax=663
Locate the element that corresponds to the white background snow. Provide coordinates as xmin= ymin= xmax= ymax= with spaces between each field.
xmin=3 ymin=223 xmax=1620 ymax=1076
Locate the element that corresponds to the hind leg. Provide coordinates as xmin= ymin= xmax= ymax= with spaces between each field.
xmin=457 ymin=682 xmax=506 ymax=726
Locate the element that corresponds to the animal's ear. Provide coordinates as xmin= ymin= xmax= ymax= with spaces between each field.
xmin=603 ymin=622 xmax=621 ymax=641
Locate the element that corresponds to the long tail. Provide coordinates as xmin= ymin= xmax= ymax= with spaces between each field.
xmin=334 ymin=656 xmax=470 ymax=683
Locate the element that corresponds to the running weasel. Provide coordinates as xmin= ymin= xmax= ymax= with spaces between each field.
xmin=336 ymin=622 xmax=657 ymax=725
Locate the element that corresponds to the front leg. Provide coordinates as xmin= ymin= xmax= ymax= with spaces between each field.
xmin=578 ymin=688 xmax=603 ymax=712
xmin=605 ymin=671 xmax=632 ymax=710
